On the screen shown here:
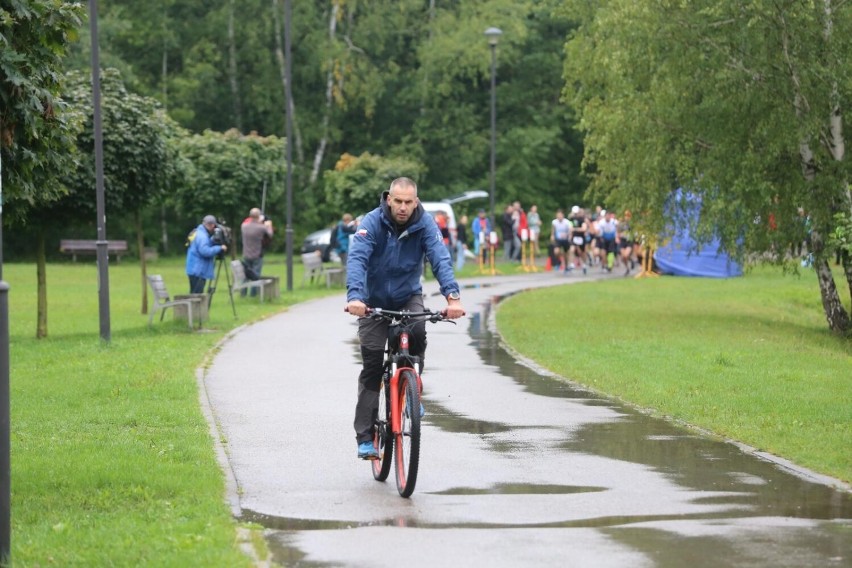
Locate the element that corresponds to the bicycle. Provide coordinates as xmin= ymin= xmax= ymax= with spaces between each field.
xmin=362 ymin=307 xmax=455 ymax=498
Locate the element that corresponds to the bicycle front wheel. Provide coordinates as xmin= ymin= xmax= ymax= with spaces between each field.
xmin=372 ymin=378 xmax=393 ymax=481
xmin=394 ymin=369 xmax=421 ymax=497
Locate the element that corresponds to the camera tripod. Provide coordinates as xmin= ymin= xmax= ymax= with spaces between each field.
xmin=208 ymin=254 xmax=238 ymax=318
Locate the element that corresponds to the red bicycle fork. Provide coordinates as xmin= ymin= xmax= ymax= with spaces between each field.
xmin=388 ymin=330 xmax=423 ymax=434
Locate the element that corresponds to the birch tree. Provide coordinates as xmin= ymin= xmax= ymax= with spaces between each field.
xmin=564 ymin=0 xmax=851 ymax=333
xmin=272 ymin=0 xmax=304 ymax=163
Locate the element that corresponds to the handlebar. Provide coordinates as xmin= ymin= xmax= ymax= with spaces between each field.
xmin=344 ymin=306 xmax=457 ymax=324
xmin=369 ymin=307 xmax=450 ymax=324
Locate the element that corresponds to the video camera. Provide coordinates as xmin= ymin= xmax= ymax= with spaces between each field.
xmin=211 ymin=221 xmax=232 ymax=247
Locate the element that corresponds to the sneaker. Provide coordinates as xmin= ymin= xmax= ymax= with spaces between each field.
xmin=358 ymin=441 xmax=379 ymax=460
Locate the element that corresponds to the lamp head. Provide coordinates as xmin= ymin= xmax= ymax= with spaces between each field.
xmin=484 ymin=27 xmax=503 ymax=46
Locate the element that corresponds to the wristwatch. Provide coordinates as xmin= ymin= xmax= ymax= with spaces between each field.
xmin=447 ymin=291 xmax=461 ymax=301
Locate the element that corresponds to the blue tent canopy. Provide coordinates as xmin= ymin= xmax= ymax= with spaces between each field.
xmin=655 ymin=238 xmax=742 ymax=277
xmin=653 ymin=190 xmax=742 ymax=278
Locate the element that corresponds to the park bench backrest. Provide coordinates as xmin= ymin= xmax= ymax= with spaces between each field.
xmin=148 ymin=274 xmax=171 ymax=301
xmin=229 ymin=260 xmax=273 ymax=302
xmin=230 ymin=260 xmax=248 ymax=283
xmin=301 ymin=252 xmax=323 ymax=284
xmin=300 ymin=251 xmax=344 ymax=288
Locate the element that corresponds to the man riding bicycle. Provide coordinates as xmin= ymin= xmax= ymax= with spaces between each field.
xmin=346 ymin=177 xmax=466 ymax=460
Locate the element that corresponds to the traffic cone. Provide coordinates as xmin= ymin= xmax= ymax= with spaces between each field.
xmin=545 ymin=256 xmax=552 ymax=271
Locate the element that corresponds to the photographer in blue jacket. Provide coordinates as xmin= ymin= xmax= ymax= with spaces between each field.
xmin=186 ymin=215 xmax=227 ymax=294
xmin=346 ymin=177 xmax=465 ymax=459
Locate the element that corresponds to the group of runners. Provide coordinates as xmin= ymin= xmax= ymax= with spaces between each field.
xmin=463 ymin=202 xmax=644 ymax=276
xmin=547 ymin=205 xmax=641 ymax=276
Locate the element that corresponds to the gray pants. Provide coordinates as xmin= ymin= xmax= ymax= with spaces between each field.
xmin=353 ymin=294 xmax=427 ymax=443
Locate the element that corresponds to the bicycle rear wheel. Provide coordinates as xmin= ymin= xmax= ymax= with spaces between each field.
xmin=394 ymin=369 xmax=421 ymax=497
xmin=372 ymin=378 xmax=393 ymax=481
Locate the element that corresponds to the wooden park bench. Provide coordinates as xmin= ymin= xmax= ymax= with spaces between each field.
xmin=60 ymin=239 xmax=128 ymax=262
xmin=147 ymin=274 xmax=204 ymax=330
xmin=229 ymin=260 xmax=275 ymax=302
xmin=301 ymin=251 xmax=344 ymax=288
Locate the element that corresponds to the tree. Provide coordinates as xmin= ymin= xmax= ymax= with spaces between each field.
xmin=61 ymin=69 xmax=181 ymax=316
xmin=0 ymin=1 xmax=84 ymax=214
xmin=322 ymin=152 xmax=424 ymax=219
xmin=563 ymin=0 xmax=851 ymax=334
xmin=168 ymin=129 xmax=286 ymax=238
xmin=17 ymin=69 xmax=179 ymax=337
xmin=1 ymin=1 xmax=85 ymax=340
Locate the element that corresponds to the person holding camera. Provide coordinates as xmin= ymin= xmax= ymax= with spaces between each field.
xmin=186 ymin=214 xmax=228 ymax=294
xmin=240 ymin=207 xmax=273 ymax=296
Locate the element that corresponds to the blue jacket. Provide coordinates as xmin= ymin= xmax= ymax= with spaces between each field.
xmin=335 ymin=220 xmax=356 ymax=253
xmin=186 ymin=224 xmax=224 ymax=280
xmin=347 ymin=193 xmax=460 ymax=310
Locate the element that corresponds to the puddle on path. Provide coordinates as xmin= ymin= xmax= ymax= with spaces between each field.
xmin=463 ymin=297 xmax=852 ymax=522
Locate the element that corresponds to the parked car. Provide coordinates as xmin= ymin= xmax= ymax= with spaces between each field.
xmin=301 ymin=227 xmax=340 ymax=263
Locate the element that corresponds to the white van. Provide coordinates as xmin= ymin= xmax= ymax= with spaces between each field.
xmin=420 ymin=190 xmax=488 ymax=244
xmin=421 ymin=201 xmax=457 ymax=238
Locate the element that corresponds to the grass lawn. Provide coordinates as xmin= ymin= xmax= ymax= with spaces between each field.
xmin=496 ymin=265 xmax=852 ymax=483
xmin=5 ymin=254 xmax=338 ymax=566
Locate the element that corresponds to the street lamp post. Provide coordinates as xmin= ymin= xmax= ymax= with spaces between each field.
xmin=484 ymin=27 xmax=502 ymax=233
xmin=90 ymin=0 xmax=111 ymax=342
xmin=284 ymin=0 xmax=294 ymax=291
xmin=0 ymin=133 xmax=10 ymax=565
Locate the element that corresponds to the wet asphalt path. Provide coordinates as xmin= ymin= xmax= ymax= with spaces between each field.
xmin=202 ymin=269 xmax=851 ymax=567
